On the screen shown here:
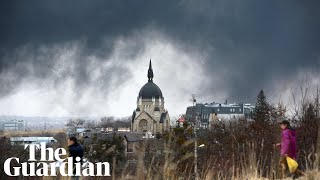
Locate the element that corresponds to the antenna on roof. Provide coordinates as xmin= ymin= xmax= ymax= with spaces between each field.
xmin=190 ymin=94 xmax=197 ymax=106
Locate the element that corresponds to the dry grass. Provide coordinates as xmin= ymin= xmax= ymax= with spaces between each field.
xmin=2 ymin=128 xmax=320 ymax=179
xmin=114 ymin=138 xmax=320 ymax=180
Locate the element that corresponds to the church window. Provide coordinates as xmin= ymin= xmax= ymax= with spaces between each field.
xmin=139 ymin=119 xmax=148 ymax=132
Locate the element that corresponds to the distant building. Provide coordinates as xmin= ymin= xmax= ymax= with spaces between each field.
xmin=131 ymin=60 xmax=170 ymax=135
xmin=0 ymin=120 xmax=24 ymax=131
xmin=10 ymin=137 xmax=57 ymax=146
xmin=82 ymin=131 xmax=163 ymax=164
xmin=118 ymin=127 xmax=130 ymax=132
xmin=82 ymin=131 xmax=144 ymax=161
xmin=105 ymin=127 xmax=114 ymax=132
xmin=176 ymin=115 xmax=186 ymax=127
xmin=185 ymin=102 xmax=255 ymax=128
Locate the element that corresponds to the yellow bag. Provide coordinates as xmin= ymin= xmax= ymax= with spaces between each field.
xmin=286 ymin=157 xmax=298 ymax=173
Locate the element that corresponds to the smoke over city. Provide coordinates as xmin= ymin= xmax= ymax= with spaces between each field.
xmin=0 ymin=0 xmax=320 ymax=117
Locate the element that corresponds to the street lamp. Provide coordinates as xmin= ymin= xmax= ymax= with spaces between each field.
xmin=190 ymin=94 xmax=200 ymax=180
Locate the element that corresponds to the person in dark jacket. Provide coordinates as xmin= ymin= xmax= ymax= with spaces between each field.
xmin=68 ymin=136 xmax=84 ymax=177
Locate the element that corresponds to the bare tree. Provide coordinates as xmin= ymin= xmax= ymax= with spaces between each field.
xmin=290 ymin=76 xmax=312 ymax=121
xmin=289 ymin=75 xmax=320 ymax=169
xmin=66 ymin=118 xmax=85 ymax=134
xmin=84 ymin=120 xmax=96 ymax=129
xmin=100 ymin=116 xmax=115 ymax=127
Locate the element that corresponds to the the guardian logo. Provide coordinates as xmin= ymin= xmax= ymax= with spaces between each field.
xmin=3 ymin=143 xmax=111 ymax=177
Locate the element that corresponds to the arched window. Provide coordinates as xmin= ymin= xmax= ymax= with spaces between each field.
xmin=139 ymin=119 xmax=148 ymax=132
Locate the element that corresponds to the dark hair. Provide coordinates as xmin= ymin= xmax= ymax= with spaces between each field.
xmin=68 ymin=136 xmax=78 ymax=144
xmin=279 ymin=120 xmax=290 ymax=127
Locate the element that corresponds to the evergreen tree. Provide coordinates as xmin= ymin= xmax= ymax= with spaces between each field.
xmin=250 ymin=90 xmax=275 ymax=176
xmin=253 ymin=89 xmax=270 ymax=123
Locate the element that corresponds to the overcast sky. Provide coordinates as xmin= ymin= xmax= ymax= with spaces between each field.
xmin=0 ymin=0 xmax=320 ymax=118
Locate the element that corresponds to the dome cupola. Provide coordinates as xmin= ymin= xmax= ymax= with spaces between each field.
xmin=138 ymin=59 xmax=163 ymax=99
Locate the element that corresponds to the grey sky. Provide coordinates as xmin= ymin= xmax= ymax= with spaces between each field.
xmin=0 ymin=0 xmax=319 ymax=117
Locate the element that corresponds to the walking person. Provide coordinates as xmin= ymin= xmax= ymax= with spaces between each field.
xmin=276 ymin=120 xmax=305 ymax=179
xmin=68 ymin=136 xmax=84 ymax=179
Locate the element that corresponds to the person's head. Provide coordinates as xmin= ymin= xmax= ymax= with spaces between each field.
xmin=279 ymin=120 xmax=290 ymax=130
xmin=68 ymin=136 xmax=78 ymax=146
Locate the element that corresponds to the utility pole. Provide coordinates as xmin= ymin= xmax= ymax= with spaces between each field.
xmin=194 ymin=114 xmax=199 ymax=180
xmin=112 ymin=154 xmax=116 ymax=180
xmin=191 ymin=94 xmax=199 ymax=180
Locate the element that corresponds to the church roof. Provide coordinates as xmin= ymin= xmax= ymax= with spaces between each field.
xmin=160 ymin=112 xmax=167 ymax=123
xmin=138 ymin=82 xmax=163 ymax=99
xmin=133 ymin=111 xmax=156 ymax=123
xmin=124 ymin=133 xmax=143 ymax=142
xmin=83 ymin=132 xmax=143 ymax=143
xmin=138 ymin=59 xmax=163 ymax=99
xmin=132 ymin=110 xmax=136 ymax=122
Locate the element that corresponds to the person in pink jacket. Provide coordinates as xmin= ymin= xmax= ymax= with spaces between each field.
xmin=276 ymin=120 xmax=304 ymax=178
xmin=278 ymin=120 xmax=297 ymax=159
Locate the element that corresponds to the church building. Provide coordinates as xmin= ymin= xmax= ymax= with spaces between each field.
xmin=131 ymin=60 xmax=170 ymax=134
